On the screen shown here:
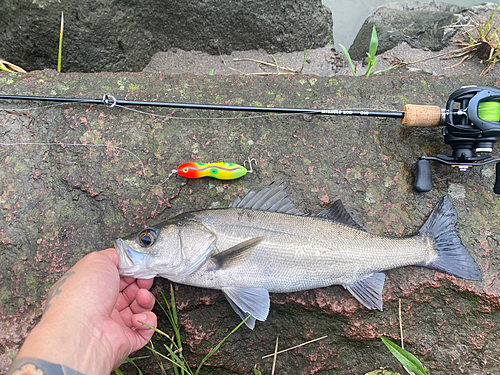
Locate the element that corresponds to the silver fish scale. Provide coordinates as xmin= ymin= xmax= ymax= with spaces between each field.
xmin=176 ymin=208 xmax=436 ymax=293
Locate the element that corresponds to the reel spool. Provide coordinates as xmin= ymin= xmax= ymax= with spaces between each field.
xmin=403 ymin=86 xmax=500 ymax=194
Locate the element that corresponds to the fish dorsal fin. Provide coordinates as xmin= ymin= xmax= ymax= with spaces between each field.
xmin=316 ymin=200 xmax=368 ymax=231
xmin=211 ymin=237 xmax=263 ymax=270
xmin=229 ymin=182 xmax=304 ymax=215
xmin=343 ymin=273 xmax=385 ymax=311
xmin=222 ymin=287 xmax=270 ymax=329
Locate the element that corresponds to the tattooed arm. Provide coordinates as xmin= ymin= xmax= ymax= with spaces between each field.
xmin=7 ymin=357 xmax=84 ymax=375
xmin=7 ymin=249 xmax=157 ymax=375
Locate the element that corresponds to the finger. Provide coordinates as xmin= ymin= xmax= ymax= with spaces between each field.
xmin=129 ymin=289 xmax=155 ymax=314
xmin=119 ymin=276 xmax=138 ymax=290
xmin=116 ymin=306 xmax=134 ymax=328
xmin=136 ymin=278 xmax=154 ymax=290
xmin=116 ymin=278 xmax=155 ymax=312
xmin=115 ymin=294 xmax=131 ymax=312
xmin=132 ymin=311 xmax=157 ymax=330
xmin=119 ymin=277 xmax=153 ymax=293
xmin=125 ymin=311 xmax=157 ymax=355
xmin=119 ymin=281 xmax=141 ymax=307
xmin=99 ymin=248 xmax=120 ymax=268
xmin=110 ymin=306 xmax=127 ymax=327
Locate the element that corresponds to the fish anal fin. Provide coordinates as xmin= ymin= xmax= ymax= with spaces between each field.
xmin=212 ymin=237 xmax=263 ymax=270
xmin=222 ymin=287 xmax=270 ymax=329
xmin=343 ymin=273 xmax=385 ymax=311
xmin=317 ymin=200 xmax=368 ymax=231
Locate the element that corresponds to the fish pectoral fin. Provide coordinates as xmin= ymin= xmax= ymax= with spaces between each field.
xmin=211 ymin=237 xmax=263 ymax=270
xmin=222 ymin=287 xmax=270 ymax=329
xmin=343 ymin=273 xmax=385 ymax=311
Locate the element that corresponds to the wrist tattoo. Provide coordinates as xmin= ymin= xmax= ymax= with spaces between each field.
xmin=43 ymin=271 xmax=75 ymax=314
xmin=8 ymin=357 xmax=84 ymax=375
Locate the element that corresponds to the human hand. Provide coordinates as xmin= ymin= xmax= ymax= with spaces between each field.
xmin=9 ymin=248 xmax=157 ymax=375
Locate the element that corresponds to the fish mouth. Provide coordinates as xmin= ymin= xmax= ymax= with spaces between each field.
xmin=115 ymin=238 xmax=152 ymax=278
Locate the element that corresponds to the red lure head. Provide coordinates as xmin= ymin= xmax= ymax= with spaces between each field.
xmin=177 ymin=162 xmax=204 ymax=178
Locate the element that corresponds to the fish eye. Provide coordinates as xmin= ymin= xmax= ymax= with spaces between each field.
xmin=137 ymin=228 xmax=158 ymax=247
xmin=182 ymin=167 xmax=189 ymax=173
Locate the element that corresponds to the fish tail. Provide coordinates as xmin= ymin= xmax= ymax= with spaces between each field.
xmin=419 ymin=196 xmax=482 ymax=281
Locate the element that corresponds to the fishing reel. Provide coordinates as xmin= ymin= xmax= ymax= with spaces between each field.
xmin=409 ymin=86 xmax=500 ymax=194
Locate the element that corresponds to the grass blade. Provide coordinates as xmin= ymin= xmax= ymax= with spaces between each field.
xmin=368 ymin=26 xmax=378 ymax=60
xmin=339 ymin=43 xmax=356 ymax=76
xmin=115 ymin=356 xmax=149 ymax=375
xmin=58 ymin=12 xmax=64 ymax=72
xmin=162 ymin=344 xmax=190 ymax=373
xmin=170 ymin=285 xmax=179 ymax=326
xmin=168 ymin=285 xmax=185 ymax=369
xmin=157 ymin=287 xmax=185 ymax=374
xmin=371 ymin=63 xmax=402 ymax=76
xmin=300 ymin=42 xmax=314 ymax=73
xmin=366 ymin=26 xmax=378 ymax=76
xmin=6 ymin=346 xmax=15 ymax=361
xmin=482 ymin=2 xmax=500 ymax=38
xmin=149 ymin=340 xmax=168 ymax=375
xmin=381 ymin=337 xmax=427 ymax=375
xmin=147 ymin=345 xmax=192 ymax=374
xmin=194 ymin=315 xmax=250 ymax=375
xmin=253 ymin=365 xmax=263 ymax=375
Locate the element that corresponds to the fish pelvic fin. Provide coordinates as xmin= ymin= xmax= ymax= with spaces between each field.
xmin=419 ymin=196 xmax=482 ymax=281
xmin=211 ymin=237 xmax=263 ymax=270
xmin=222 ymin=287 xmax=270 ymax=329
xmin=343 ymin=273 xmax=385 ymax=311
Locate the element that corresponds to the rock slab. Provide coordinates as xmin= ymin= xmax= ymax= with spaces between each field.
xmin=0 ymin=71 xmax=499 ymax=374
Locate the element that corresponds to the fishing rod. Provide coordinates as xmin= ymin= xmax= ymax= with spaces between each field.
xmin=0 ymin=93 xmax=409 ymax=118
xmin=1 ymin=85 xmax=500 ymax=193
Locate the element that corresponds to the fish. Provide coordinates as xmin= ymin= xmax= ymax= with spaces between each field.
xmin=115 ymin=182 xmax=482 ymax=329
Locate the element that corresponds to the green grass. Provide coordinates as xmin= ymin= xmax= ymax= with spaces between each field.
xmin=299 ymin=42 xmax=314 ymax=74
xmin=338 ymin=26 xmax=402 ymax=76
xmin=365 ymin=25 xmax=378 ymax=76
xmin=57 ymin=12 xmax=64 ymax=72
xmin=144 ymin=285 xmax=249 ymax=375
xmin=339 ymin=26 xmax=378 ymax=76
xmin=381 ymin=337 xmax=428 ymax=375
xmin=114 ymin=356 xmax=149 ymax=375
xmin=6 ymin=346 xmax=15 ymax=361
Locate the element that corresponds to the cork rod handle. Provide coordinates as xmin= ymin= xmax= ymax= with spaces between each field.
xmin=400 ymin=104 xmax=442 ymax=127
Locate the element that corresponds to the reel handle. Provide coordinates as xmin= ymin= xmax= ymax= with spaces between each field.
xmin=400 ymin=104 xmax=442 ymax=127
xmin=495 ymin=162 xmax=500 ymax=194
xmin=414 ymin=159 xmax=432 ymax=193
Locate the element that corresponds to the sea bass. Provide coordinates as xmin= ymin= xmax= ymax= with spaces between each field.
xmin=115 ymin=183 xmax=482 ymax=329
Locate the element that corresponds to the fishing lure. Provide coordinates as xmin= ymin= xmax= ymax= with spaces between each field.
xmin=166 ymin=158 xmax=257 ymax=181
xmin=177 ymin=162 xmax=248 ymax=180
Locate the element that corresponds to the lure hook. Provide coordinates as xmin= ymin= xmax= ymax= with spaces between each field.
xmin=244 ymin=157 xmax=257 ymax=173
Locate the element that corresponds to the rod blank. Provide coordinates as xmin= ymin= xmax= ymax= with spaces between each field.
xmin=0 ymin=94 xmax=406 ymax=119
